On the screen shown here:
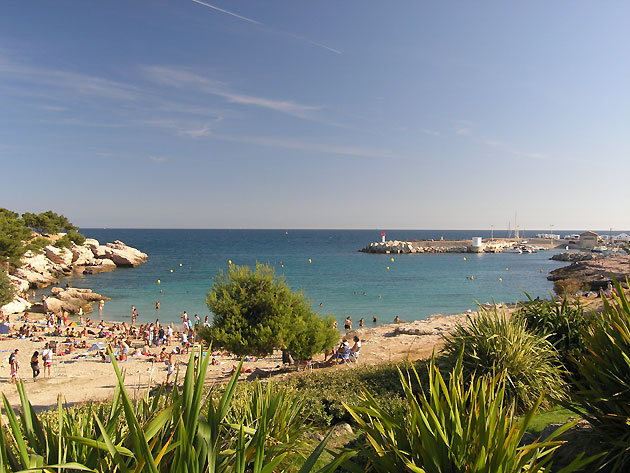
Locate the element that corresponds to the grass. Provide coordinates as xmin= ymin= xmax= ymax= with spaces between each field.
xmin=526 ymin=405 xmax=577 ymax=437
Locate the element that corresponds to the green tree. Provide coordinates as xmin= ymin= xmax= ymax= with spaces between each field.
xmin=0 ymin=208 xmax=31 ymax=268
xmin=22 ymin=210 xmax=79 ymax=235
xmin=0 ymin=269 xmax=15 ymax=306
xmin=200 ymin=263 xmax=338 ymax=358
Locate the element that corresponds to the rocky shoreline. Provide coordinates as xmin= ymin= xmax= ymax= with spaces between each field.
xmin=3 ymin=239 xmax=147 ymax=315
xmin=548 ymin=254 xmax=630 ymax=292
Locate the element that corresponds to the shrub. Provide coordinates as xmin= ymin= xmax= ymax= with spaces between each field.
xmin=0 ymin=349 xmax=333 ymax=472
xmin=441 ymin=306 xmax=567 ymax=410
xmin=569 ymin=278 xmax=630 ymax=472
xmin=516 ymin=294 xmax=590 ymax=375
xmin=553 ymin=278 xmax=583 ymax=296
xmin=281 ymin=361 xmax=427 ymax=426
xmin=0 ymin=270 xmax=14 ymax=306
xmin=343 ymin=354 xmax=592 ymax=473
xmin=25 ymin=236 xmax=50 ymax=253
xmin=200 ymin=263 xmax=338 ymax=359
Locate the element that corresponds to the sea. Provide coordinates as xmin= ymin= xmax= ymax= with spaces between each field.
xmin=39 ymin=229 xmax=571 ymax=326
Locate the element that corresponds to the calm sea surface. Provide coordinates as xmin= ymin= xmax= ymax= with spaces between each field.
xmin=43 ymin=229 xmax=569 ymax=325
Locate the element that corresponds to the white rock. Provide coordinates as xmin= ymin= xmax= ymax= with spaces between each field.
xmin=104 ymin=240 xmax=148 ymax=267
xmin=1 ymin=297 xmax=32 ymax=315
xmin=71 ymin=243 xmax=94 ymax=265
xmin=45 ymin=245 xmax=73 ymax=266
xmin=8 ymin=275 xmax=30 ymax=294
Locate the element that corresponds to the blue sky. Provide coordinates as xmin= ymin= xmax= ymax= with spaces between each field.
xmin=1 ymin=1 xmax=628 ymax=230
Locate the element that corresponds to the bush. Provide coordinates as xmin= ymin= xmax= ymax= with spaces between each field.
xmin=441 ymin=306 xmax=567 ymax=410
xmin=22 ymin=210 xmax=78 ymax=235
xmin=343 ymin=354 xmax=592 ymax=473
xmin=281 ymin=361 xmax=427 ymax=426
xmin=0 ymin=208 xmax=31 ymax=268
xmin=516 ymin=294 xmax=590 ymax=375
xmin=0 ymin=269 xmax=14 ymax=306
xmin=200 ymin=263 xmax=338 ymax=359
xmin=569 ymin=278 xmax=630 ymax=472
xmin=25 ymin=236 xmax=50 ymax=253
xmin=53 ymin=231 xmax=85 ymax=249
xmin=0 ymin=350 xmax=332 ymax=472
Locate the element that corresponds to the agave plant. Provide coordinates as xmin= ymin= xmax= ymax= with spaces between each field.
xmin=441 ymin=306 xmax=567 ymax=410
xmin=515 ymin=293 xmax=589 ymax=375
xmin=0 ymin=346 xmax=337 ymax=472
xmin=343 ymin=354 xmax=593 ymax=473
xmin=569 ymin=277 xmax=630 ymax=472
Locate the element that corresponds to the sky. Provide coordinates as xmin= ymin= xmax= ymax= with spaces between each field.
xmin=1 ymin=1 xmax=628 ymax=230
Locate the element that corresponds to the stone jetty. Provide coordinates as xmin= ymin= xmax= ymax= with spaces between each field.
xmin=360 ymin=238 xmax=518 ymax=254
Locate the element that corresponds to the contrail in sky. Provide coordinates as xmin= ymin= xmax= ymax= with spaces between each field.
xmin=191 ymin=0 xmax=342 ymax=54
xmin=191 ymin=0 xmax=261 ymax=25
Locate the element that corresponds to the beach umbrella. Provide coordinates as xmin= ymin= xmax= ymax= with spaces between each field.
xmin=0 ymin=324 xmax=9 ymax=334
xmin=88 ymin=342 xmax=107 ymax=351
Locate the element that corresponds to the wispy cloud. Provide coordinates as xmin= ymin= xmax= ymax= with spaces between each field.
xmin=143 ymin=65 xmax=321 ymax=118
xmin=479 ymin=138 xmax=546 ymax=160
xmin=191 ymin=0 xmax=342 ymax=55
xmin=422 ymin=128 xmax=440 ymax=136
xmin=179 ymin=125 xmax=213 ymax=138
xmin=456 ymin=127 xmax=471 ymax=136
xmin=149 ymin=156 xmax=167 ymax=163
xmin=216 ymin=134 xmax=408 ymax=160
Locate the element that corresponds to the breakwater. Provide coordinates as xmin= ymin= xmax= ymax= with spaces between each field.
xmin=360 ymin=238 xmax=519 ymax=254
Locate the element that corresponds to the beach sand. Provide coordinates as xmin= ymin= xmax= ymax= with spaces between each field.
xmin=0 ymin=303 xmax=516 ymax=412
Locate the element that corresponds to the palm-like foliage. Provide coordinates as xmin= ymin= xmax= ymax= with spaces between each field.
xmin=516 ymin=294 xmax=589 ymax=374
xmin=441 ymin=307 xmax=567 ymax=410
xmin=569 ymin=278 xmax=630 ymax=472
xmin=0 ymin=347 xmax=334 ymax=472
xmin=343 ymin=354 xmax=592 ymax=473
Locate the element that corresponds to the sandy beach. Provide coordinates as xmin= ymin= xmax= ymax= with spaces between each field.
xmin=0 ymin=306 xmax=500 ymax=412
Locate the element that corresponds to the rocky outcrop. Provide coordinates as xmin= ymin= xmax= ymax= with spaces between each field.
xmin=45 ymin=245 xmax=73 ymax=266
xmin=43 ymin=287 xmax=109 ymax=314
xmin=70 ymin=243 xmax=94 ymax=265
xmin=82 ymin=258 xmax=117 ymax=274
xmin=551 ymin=252 xmax=593 ymax=262
xmin=548 ymin=255 xmax=630 ymax=293
xmin=1 ymin=296 xmax=32 ymax=315
xmin=9 ymin=275 xmax=30 ymax=294
xmin=6 ymin=236 xmax=147 ymax=314
xmin=103 ymin=240 xmax=148 ymax=267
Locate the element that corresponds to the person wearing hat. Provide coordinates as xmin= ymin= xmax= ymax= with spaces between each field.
xmin=9 ymin=349 xmax=19 ymax=383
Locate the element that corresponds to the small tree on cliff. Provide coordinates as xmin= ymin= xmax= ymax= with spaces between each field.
xmin=22 ymin=210 xmax=78 ymax=235
xmin=199 ymin=263 xmax=338 ymax=359
xmin=0 ymin=208 xmax=31 ymax=268
xmin=0 ymin=270 xmax=14 ymax=307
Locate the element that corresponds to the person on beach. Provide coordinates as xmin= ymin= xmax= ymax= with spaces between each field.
xmin=344 ymin=316 xmax=352 ymax=330
xmin=42 ymin=343 xmax=53 ymax=377
xmin=350 ymin=336 xmax=361 ymax=361
xmin=166 ymin=351 xmax=175 ymax=384
xmin=9 ymin=349 xmax=19 ymax=383
xmin=394 ymin=315 xmax=400 ymax=323
xmin=372 ymin=315 xmax=378 ymax=324
xmin=31 ymin=351 xmax=40 ymax=381
xmin=359 ymin=317 xmax=364 ymax=327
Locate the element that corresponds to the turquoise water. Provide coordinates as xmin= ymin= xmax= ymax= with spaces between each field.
xmin=43 ymin=229 xmax=567 ymax=325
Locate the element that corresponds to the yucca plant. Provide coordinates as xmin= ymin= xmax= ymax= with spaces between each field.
xmin=343 ymin=354 xmax=593 ymax=473
xmin=515 ymin=293 xmax=589 ymax=375
xmin=0 ymin=345 xmax=337 ymax=472
xmin=441 ymin=306 xmax=567 ymax=410
xmin=569 ymin=278 xmax=630 ymax=472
